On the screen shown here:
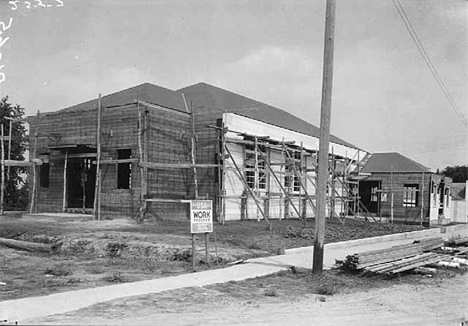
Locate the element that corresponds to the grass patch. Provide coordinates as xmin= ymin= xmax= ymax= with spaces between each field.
xmin=44 ymin=265 xmax=72 ymax=277
xmin=102 ymin=272 xmax=126 ymax=283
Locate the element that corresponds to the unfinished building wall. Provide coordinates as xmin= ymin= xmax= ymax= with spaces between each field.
xmin=28 ymin=102 xmax=199 ymax=220
xmin=361 ymin=172 xmax=433 ymax=223
xmin=219 ymin=113 xmax=362 ymax=222
xmin=144 ymin=105 xmax=192 ymax=220
xmin=28 ymin=105 xmax=141 ymax=216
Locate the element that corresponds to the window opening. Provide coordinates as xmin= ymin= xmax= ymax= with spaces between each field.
xmin=117 ymin=149 xmax=132 ymax=189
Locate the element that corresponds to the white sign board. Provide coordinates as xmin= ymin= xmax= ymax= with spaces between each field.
xmin=190 ymin=200 xmax=213 ymax=233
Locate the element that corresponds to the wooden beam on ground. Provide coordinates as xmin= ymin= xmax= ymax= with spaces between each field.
xmin=0 ymin=237 xmax=52 ymax=253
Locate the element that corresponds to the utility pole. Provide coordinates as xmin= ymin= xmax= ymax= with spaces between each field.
xmin=313 ymin=0 xmax=336 ymax=274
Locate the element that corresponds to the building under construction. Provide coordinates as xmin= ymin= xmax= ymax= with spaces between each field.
xmin=24 ymin=82 xmax=450 ymax=225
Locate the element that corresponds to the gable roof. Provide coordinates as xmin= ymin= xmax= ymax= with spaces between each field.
xmin=360 ymin=152 xmax=431 ymax=173
xmin=39 ymin=81 xmax=360 ymax=150
xmin=45 ymin=83 xmax=187 ymax=115
xmin=451 ymin=183 xmax=466 ymax=201
xmin=178 ymin=82 xmax=359 ymax=149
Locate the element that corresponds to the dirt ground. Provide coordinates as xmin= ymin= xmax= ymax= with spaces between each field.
xmin=0 ymin=213 xmax=425 ymax=300
xmin=29 ymin=267 xmax=468 ymax=326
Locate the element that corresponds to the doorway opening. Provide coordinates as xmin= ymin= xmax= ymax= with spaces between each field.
xmin=359 ymin=180 xmax=381 ymax=214
xmin=67 ymin=158 xmax=96 ymax=210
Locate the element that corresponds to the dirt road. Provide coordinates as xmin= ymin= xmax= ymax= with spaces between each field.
xmin=29 ymin=273 xmax=467 ymax=326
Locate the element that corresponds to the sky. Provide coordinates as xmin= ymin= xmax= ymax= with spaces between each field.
xmin=0 ymin=0 xmax=467 ymax=171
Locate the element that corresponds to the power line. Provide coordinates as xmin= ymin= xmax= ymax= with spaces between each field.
xmin=392 ymin=0 xmax=468 ymax=129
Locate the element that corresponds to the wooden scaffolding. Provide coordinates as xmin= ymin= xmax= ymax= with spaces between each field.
xmin=214 ymin=124 xmax=377 ymax=225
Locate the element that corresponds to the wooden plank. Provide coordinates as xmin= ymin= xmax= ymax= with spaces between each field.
xmin=140 ymin=162 xmax=218 ymax=169
xmin=93 ymin=93 xmax=102 ymax=220
xmin=62 ymin=151 xmax=68 ymax=212
xmin=99 ymin=158 xmax=139 ymax=165
xmin=145 ymin=198 xmax=191 ymax=203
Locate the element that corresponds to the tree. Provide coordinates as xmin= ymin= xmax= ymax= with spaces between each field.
xmin=0 ymin=96 xmax=28 ymax=210
xmin=441 ymin=165 xmax=468 ymax=183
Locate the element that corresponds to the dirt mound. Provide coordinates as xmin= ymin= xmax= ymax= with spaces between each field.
xmin=53 ymin=234 xmax=253 ymax=263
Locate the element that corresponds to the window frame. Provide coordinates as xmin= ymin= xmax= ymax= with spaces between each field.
xmin=244 ymin=143 xmax=267 ymax=191
xmin=403 ymin=184 xmax=419 ymax=207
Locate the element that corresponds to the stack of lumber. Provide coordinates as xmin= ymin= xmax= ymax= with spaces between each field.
xmin=343 ymin=237 xmax=445 ymax=275
xmin=446 ymin=237 xmax=468 ymax=246
xmin=433 ymin=246 xmax=468 ymax=259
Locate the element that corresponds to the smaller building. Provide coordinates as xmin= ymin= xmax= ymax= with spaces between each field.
xmin=356 ymin=152 xmax=452 ymax=225
xmin=450 ymin=182 xmax=467 ymax=223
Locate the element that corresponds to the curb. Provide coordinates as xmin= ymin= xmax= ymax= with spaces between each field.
xmin=285 ymin=228 xmax=444 ymax=256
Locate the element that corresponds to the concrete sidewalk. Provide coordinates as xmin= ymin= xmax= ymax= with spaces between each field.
xmin=1 ymin=223 xmax=467 ymax=324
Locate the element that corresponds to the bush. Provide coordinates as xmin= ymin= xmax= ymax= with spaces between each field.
xmin=264 ymin=287 xmax=278 ymax=297
xmin=316 ymin=285 xmax=337 ymax=296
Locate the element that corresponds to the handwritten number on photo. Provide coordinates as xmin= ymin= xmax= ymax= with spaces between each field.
xmin=0 ymin=18 xmax=14 ymax=34
xmin=34 ymin=0 xmax=46 ymax=7
xmin=0 ymin=36 xmax=10 ymax=48
xmin=8 ymin=1 xmax=19 ymax=10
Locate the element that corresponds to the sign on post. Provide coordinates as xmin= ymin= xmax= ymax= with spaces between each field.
xmin=190 ymin=200 xmax=213 ymax=233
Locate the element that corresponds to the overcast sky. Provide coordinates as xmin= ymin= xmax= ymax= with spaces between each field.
xmin=0 ymin=0 xmax=466 ymax=170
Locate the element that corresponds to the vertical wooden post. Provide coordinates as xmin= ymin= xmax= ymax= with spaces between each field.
xmin=313 ymin=0 xmax=336 ymax=274
xmin=254 ymin=137 xmax=260 ymax=222
xmin=265 ymin=144 xmax=271 ymax=222
xmin=1 ymin=124 xmax=5 ymax=216
xmin=29 ymin=111 xmax=39 ymax=214
xmin=283 ymin=141 xmax=290 ymax=220
xmin=329 ymin=147 xmax=336 ymax=220
xmin=190 ymin=103 xmax=199 ymax=199
xmin=220 ymin=117 xmax=227 ymax=224
xmin=62 ymin=150 xmax=68 ymax=212
xmin=420 ymin=171 xmax=425 ymax=226
xmin=7 ymin=119 xmax=12 ymax=180
xmin=143 ymin=109 xmax=149 ymax=219
xmin=137 ymin=102 xmax=146 ymax=223
xmin=213 ymin=228 xmax=219 ymax=264
xmin=300 ymin=142 xmax=307 ymax=227
xmin=391 ymin=164 xmax=394 ymax=224
xmin=342 ymin=151 xmax=347 ymax=220
xmin=279 ymin=139 xmax=284 ymax=220
xmin=93 ymin=94 xmax=102 ymax=220
xmin=192 ymin=233 xmax=196 ymax=271
xmin=205 ymin=232 xmax=209 ymax=266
